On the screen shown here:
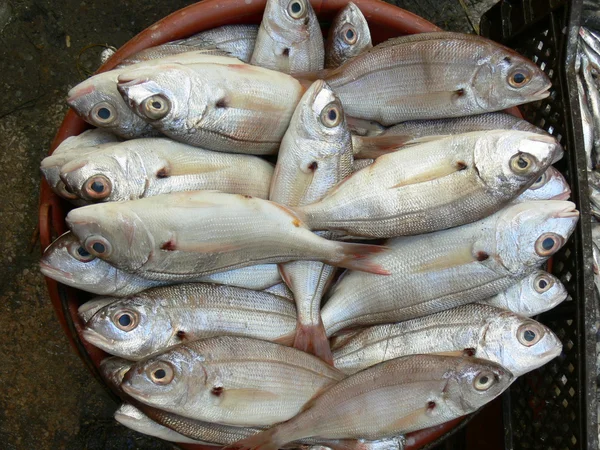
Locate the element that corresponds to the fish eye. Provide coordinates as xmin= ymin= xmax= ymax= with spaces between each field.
xmin=535 ymin=232 xmax=563 ymax=257
xmin=473 ymin=371 xmax=496 ymax=391
xmin=68 ymin=242 xmax=96 ymax=262
xmin=288 ymin=0 xmax=306 ymax=19
xmin=529 ymin=171 xmax=548 ymax=190
xmin=84 ymin=236 xmax=112 ymax=258
xmin=508 ymin=69 xmax=531 ymax=88
xmin=509 ymin=152 xmax=537 ymax=175
xmin=533 ymin=273 xmax=554 ymax=293
xmin=91 ymin=102 xmax=117 ymax=125
xmin=84 ymin=175 xmax=112 ymax=200
xmin=342 ymin=25 xmax=358 ymax=45
xmin=113 ymin=309 xmax=139 ymax=332
xmin=142 ymin=95 xmax=170 ymax=120
xmin=148 ymin=362 xmax=174 ymax=385
xmin=57 ymin=180 xmax=79 ymax=200
xmin=321 ymin=102 xmax=342 ymax=128
xmin=517 ymin=322 xmax=544 ymax=346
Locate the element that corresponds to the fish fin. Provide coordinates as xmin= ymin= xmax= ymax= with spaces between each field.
xmin=385 ymin=90 xmax=466 ymax=109
xmin=159 ymin=155 xmax=228 ymax=177
xmin=416 ymin=246 xmax=478 ymax=273
xmin=380 ymin=406 xmax=429 ymax=434
xmin=352 ymin=135 xmax=411 ymax=159
xmin=428 ymin=350 xmax=468 ymax=357
xmin=224 ymin=427 xmax=282 ymax=450
xmin=389 ymin=158 xmax=465 ymax=189
xmin=164 ymin=240 xmax=241 ymax=253
xmin=293 ymin=69 xmax=331 ymax=83
xmin=219 ymin=388 xmax=279 ymax=409
xmin=273 ymin=330 xmax=296 ymax=346
xmin=399 ymin=134 xmax=452 ymax=146
xmin=329 ymin=329 xmax=362 ymax=350
xmin=332 ymin=243 xmax=390 ymax=275
xmin=293 ymin=322 xmax=334 ymax=365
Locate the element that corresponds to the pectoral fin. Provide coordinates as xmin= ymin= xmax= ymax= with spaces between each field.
xmin=416 ymin=246 xmax=476 ymax=273
xmin=389 ymin=159 xmax=466 ymax=189
xmin=218 ymin=388 xmax=279 ymax=408
xmin=380 ymin=406 xmax=430 ymax=434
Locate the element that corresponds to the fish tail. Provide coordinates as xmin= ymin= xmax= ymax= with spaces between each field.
xmin=225 ymin=427 xmax=284 ymax=450
xmin=352 ymin=135 xmax=410 ymax=159
xmin=333 ymin=242 xmax=390 ymax=275
xmin=293 ymin=321 xmax=334 ymax=365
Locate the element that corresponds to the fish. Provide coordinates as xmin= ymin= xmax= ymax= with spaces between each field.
xmin=577 ymin=73 xmax=595 ymax=170
xmin=580 ymin=27 xmax=600 ymax=58
xmin=121 ymin=336 xmax=345 ymax=426
xmin=478 ymin=270 xmax=567 ymax=317
xmin=117 ymin=60 xmax=305 ymax=155
xmin=512 ymin=166 xmax=571 ymax=202
xmin=351 ymin=158 xmax=373 ymax=172
xmin=351 ymin=112 xmax=550 ymax=159
xmin=65 ymin=191 xmax=388 ymax=281
xmin=40 ymin=232 xmax=283 ymax=296
xmin=59 ymin=138 xmax=274 ymax=202
xmin=269 ymin=80 xmax=353 ymax=363
xmin=331 ymin=303 xmax=562 ymax=376
xmin=83 ymin=283 xmax=298 ymax=360
xmin=67 ymin=52 xmax=237 ymax=139
xmin=581 ymin=54 xmax=600 ymax=159
xmin=251 ymin=0 xmax=324 ymax=74
xmin=325 ymin=2 xmax=372 ymax=69
xmin=115 ymin=404 xmax=214 ymax=445
xmin=316 ymin=32 xmax=551 ymax=125
xmin=263 ymin=283 xmax=294 ymax=301
xmin=294 ymin=131 xmax=559 ymax=238
xmin=117 ymin=24 xmax=259 ymax=66
xmin=227 ymin=355 xmax=512 ymax=449
xmin=320 ymin=200 xmax=578 ymax=335
xmin=41 ymin=129 xmax=121 ymax=203
xmin=78 ymin=297 xmax=117 ymax=323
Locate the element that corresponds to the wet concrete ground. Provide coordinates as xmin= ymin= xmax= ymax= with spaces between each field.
xmin=0 ymin=1 xmax=493 ymax=448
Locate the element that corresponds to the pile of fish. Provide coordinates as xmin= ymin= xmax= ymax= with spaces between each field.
xmin=40 ymin=1 xmax=577 ymax=448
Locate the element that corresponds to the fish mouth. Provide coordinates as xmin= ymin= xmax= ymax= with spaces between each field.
xmin=82 ymin=328 xmax=115 ymax=349
xmin=541 ymin=344 xmax=563 ymax=360
xmin=557 ymin=205 xmax=579 ymax=218
xmin=39 ymin=261 xmax=74 ymax=282
xmin=530 ymin=86 xmax=551 ymax=102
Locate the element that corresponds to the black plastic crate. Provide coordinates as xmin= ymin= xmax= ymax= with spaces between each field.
xmin=480 ymin=1 xmax=598 ymax=449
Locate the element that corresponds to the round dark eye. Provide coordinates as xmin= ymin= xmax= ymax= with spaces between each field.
xmin=114 ymin=309 xmax=138 ymax=331
xmin=529 ymin=172 xmax=547 ymax=190
xmin=538 ymin=279 xmax=548 ymax=289
xmin=148 ymin=362 xmax=174 ymax=385
xmin=84 ymin=175 xmax=112 ymax=200
xmin=533 ymin=273 xmax=555 ymax=293
xmin=77 ymin=247 xmax=90 ymax=257
xmin=346 ymin=29 xmax=355 ymax=40
xmin=154 ymin=369 xmax=166 ymax=379
xmin=68 ymin=243 xmax=96 ymax=262
xmin=92 ymin=102 xmax=117 ymax=125
xmin=85 ymin=236 xmax=112 ymax=258
xmin=142 ymin=95 xmax=170 ymax=120
xmin=524 ymin=330 xmax=536 ymax=341
xmin=342 ymin=25 xmax=358 ymax=45
xmin=93 ymin=242 xmax=105 ymax=253
xmin=510 ymin=152 xmax=537 ymax=175
xmin=517 ymin=322 xmax=544 ymax=346
xmin=473 ymin=371 xmax=496 ymax=391
xmin=288 ymin=0 xmax=306 ymax=19
xmin=508 ymin=70 xmax=531 ymax=88
xmin=321 ymin=102 xmax=342 ymax=128
xmin=535 ymin=233 xmax=562 ymax=257
xmin=513 ymin=73 xmax=526 ymax=83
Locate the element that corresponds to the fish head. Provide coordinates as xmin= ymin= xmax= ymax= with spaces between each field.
xmin=66 ymin=203 xmax=155 ymax=273
xmin=472 ymin=48 xmax=551 ymax=111
xmin=60 ymin=151 xmax=145 ymax=203
xmin=263 ymin=0 xmax=314 ymax=43
xmin=326 ymin=2 xmax=372 ymax=65
xmin=502 ymin=270 xmax=567 ymax=315
xmin=473 ymin=131 xmax=558 ymax=196
xmin=99 ymin=356 xmax=135 ymax=390
xmin=78 ymin=297 xmax=117 ymax=323
xmin=494 ymin=201 xmax=579 ymax=274
xmin=121 ymin=350 xmax=190 ymax=409
xmin=67 ymin=74 xmax=153 ymax=139
xmin=516 ymin=166 xmax=571 ymax=202
xmin=39 ymin=231 xmax=128 ymax=294
xmin=477 ymin=312 xmax=562 ymax=377
xmin=449 ymin=357 xmax=512 ymax=412
xmin=83 ymin=298 xmax=173 ymax=360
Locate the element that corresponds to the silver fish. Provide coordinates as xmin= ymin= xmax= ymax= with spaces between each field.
xmin=321 ymin=32 xmax=551 ymax=125
xmin=41 ymin=129 xmax=121 ymax=202
xmin=320 ymin=201 xmax=578 ymax=335
xmin=325 ymin=2 xmax=372 ymax=69
xmin=270 ymin=80 xmax=352 ymax=363
xmin=67 ymin=52 xmax=237 ymax=139
xmin=478 ymin=270 xmax=567 ymax=317
xmin=332 ymin=304 xmax=562 ymax=376
xmin=59 ymin=138 xmax=274 ymax=202
xmin=513 ymin=166 xmax=571 ymax=202
xmin=117 ymin=24 xmax=258 ymax=66
xmin=577 ymin=73 xmax=595 ymax=169
xmin=121 ymin=336 xmax=345 ymax=426
xmin=66 ymin=191 xmax=387 ymax=281
xmin=351 ymin=112 xmax=549 ymax=159
xmin=83 ymin=283 xmax=297 ymax=360
xmin=581 ymin=54 xmax=600 ymax=156
xmin=117 ymin=60 xmax=305 ymax=154
xmin=40 ymin=232 xmax=282 ymax=296
xmin=78 ymin=297 xmax=117 ymax=323
xmin=263 ymin=282 xmax=294 ymax=301
xmin=295 ymin=131 xmax=558 ymax=238
xmin=351 ymin=158 xmax=373 ymax=172
xmin=251 ymin=0 xmax=324 ymax=73
xmin=228 ymin=355 xmax=511 ymax=449
xmin=580 ymin=27 xmax=600 ymax=58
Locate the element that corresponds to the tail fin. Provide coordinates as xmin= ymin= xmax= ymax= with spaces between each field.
xmin=224 ymin=428 xmax=281 ymax=450
xmin=332 ymin=242 xmax=390 ymax=275
xmin=294 ymin=321 xmax=334 ymax=365
xmin=352 ymin=135 xmax=412 ymax=158
xmin=293 ymin=68 xmax=331 ymax=84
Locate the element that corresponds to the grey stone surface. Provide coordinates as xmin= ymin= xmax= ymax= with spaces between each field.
xmin=0 ymin=0 xmax=495 ymax=448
